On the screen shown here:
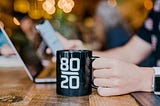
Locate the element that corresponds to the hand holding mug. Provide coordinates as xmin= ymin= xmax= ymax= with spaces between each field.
xmin=93 ymin=58 xmax=153 ymax=96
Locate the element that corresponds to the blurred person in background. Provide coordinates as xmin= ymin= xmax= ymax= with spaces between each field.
xmin=14 ymin=12 xmax=42 ymax=50
xmin=94 ymin=0 xmax=131 ymax=50
xmin=94 ymin=0 xmax=155 ymax=67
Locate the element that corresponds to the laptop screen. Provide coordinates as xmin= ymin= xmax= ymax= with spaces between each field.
xmin=0 ymin=27 xmax=44 ymax=78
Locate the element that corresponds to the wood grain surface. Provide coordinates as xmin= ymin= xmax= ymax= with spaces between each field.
xmin=0 ymin=69 xmax=139 ymax=106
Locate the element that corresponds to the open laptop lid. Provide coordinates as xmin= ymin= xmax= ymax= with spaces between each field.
xmin=0 ymin=25 xmax=47 ymax=82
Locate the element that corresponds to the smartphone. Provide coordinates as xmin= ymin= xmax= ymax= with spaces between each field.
xmin=35 ymin=20 xmax=64 ymax=56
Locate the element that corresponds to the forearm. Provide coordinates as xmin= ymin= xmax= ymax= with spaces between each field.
xmin=93 ymin=46 xmax=143 ymax=65
xmin=93 ymin=46 xmax=145 ymax=64
xmin=93 ymin=35 xmax=153 ymax=64
xmin=93 ymin=46 xmax=129 ymax=62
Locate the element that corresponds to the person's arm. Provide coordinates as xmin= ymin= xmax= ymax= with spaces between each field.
xmin=93 ymin=35 xmax=153 ymax=64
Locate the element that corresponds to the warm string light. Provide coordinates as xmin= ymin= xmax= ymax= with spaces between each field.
xmin=58 ymin=0 xmax=75 ymax=13
xmin=13 ymin=0 xmax=75 ymax=19
xmin=42 ymin=0 xmax=56 ymax=15
xmin=107 ymin=0 xmax=117 ymax=7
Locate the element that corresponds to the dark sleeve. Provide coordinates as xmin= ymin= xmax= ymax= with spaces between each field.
xmin=137 ymin=24 xmax=152 ymax=43
xmin=137 ymin=4 xmax=160 ymax=44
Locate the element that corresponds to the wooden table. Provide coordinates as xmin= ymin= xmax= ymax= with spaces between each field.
xmin=0 ymin=68 xmax=158 ymax=106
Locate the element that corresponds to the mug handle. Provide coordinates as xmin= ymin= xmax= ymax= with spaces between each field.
xmin=90 ymin=56 xmax=99 ymax=62
xmin=90 ymin=56 xmax=100 ymax=89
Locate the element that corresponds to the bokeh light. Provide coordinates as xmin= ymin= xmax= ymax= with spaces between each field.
xmin=13 ymin=17 xmax=20 ymax=26
xmin=42 ymin=0 xmax=56 ymax=15
xmin=58 ymin=0 xmax=75 ymax=13
xmin=107 ymin=0 xmax=117 ymax=7
xmin=14 ymin=0 xmax=30 ymax=13
xmin=144 ymin=0 xmax=153 ymax=10
xmin=28 ymin=9 xmax=42 ymax=19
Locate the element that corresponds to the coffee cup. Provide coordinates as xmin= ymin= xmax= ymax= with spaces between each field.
xmin=56 ymin=50 xmax=97 ymax=96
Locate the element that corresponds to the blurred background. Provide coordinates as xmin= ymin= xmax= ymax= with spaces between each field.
xmin=0 ymin=0 xmax=153 ymax=50
xmin=0 ymin=0 xmax=156 ymax=68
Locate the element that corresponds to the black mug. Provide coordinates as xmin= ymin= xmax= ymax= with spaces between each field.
xmin=56 ymin=50 xmax=97 ymax=96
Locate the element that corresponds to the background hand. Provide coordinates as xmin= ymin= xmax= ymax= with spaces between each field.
xmin=46 ymin=32 xmax=85 ymax=62
xmin=56 ymin=32 xmax=84 ymax=50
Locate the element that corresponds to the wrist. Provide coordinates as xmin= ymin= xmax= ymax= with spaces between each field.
xmin=139 ymin=67 xmax=154 ymax=92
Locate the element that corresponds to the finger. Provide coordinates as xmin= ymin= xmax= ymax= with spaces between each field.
xmin=94 ymin=78 xmax=114 ymax=87
xmin=68 ymin=40 xmax=84 ymax=50
xmin=74 ymin=40 xmax=84 ymax=49
xmin=93 ymin=68 xmax=114 ymax=78
xmin=52 ymin=56 xmax=56 ymax=62
xmin=46 ymin=48 xmax=52 ymax=54
xmin=64 ymin=41 xmax=75 ymax=50
xmin=97 ymin=87 xmax=120 ymax=96
xmin=93 ymin=58 xmax=118 ymax=69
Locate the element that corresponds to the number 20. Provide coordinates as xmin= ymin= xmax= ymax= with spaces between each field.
xmin=61 ymin=75 xmax=79 ymax=89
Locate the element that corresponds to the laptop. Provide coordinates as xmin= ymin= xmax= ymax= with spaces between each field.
xmin=0 ymin=25 xmax=56 ymax=83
